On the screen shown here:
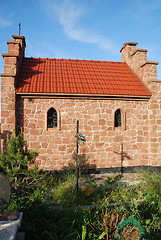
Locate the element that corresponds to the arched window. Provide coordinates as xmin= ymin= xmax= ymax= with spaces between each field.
xmin=115 ymin=109 xmax=121 ymax=127
xmin=47 ymin=108 xmax=57 ymax=128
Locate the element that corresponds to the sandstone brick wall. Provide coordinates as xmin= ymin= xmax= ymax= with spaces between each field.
xmin=1 ymin=76 xmax=16 ymax=135
xmin=148 ymin=81 xmax=161 ymax=166
xmin=16 ymin=97 xmax=150 ymax=170
xmin=1 ymin=36 xmax=161 ymax=171
xmin=1 ymin=36 xmax=25 ymax=150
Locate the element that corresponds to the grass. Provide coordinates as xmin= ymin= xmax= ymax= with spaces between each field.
xmin=49 ymin=172 xmax=144 ymax=207
xmin=6 ymin=170 xmax=161 ymax=239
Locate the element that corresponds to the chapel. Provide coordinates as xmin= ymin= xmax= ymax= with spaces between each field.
xmin=1 ymin=35 xmax=161 ymax=172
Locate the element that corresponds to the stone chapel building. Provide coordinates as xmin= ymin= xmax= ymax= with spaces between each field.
xmin=1 ymin=35 xmax=161 ymax=172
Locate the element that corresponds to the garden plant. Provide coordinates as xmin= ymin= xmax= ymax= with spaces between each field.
xmin=1 ymin=133 xmax=161 ymax=239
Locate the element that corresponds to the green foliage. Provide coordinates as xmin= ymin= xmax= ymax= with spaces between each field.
xmin=105 ymin=176 xmax=116 ymax=184
xmin=108 ymin=185 xmax=142 ymax=204
xmin=23 ymin=205 xmax=86 ymax=240
xmin=1 ymin=151 xmax=161 ymax=240
xmin=63 ymin=152 xmax=89 ymax=176
xmin=50 ymin=173 xmax=124 ymax=207
xmin=0 ymin=132 xmax=38 ymax=190
xmin=141 ymin=170 xmax=161 ymax=213
xmin=82 ymin=225 xmax=87 ymax=240
xmin=21 ymin=200 xmax=161 ymax=240
xmin=45 ymin=171 xmax=161 ymax=239
xmin=0 ymin=132 xmax=55 ymax=211
xmin=51 ymin=172 xmax=77 ymax=206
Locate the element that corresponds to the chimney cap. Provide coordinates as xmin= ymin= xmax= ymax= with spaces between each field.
xmin=141 ymin=61 xmax=159 ymax=68
xmin=12 ymin=35 xmax=26 ymax=47
xmin=2 ymin=53 xmax=19 ymax=58
xmin=120 ymin=42 xmax=138 ymax=52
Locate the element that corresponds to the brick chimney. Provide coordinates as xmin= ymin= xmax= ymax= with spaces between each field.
xmin=120 ymin=42 xmax=159 ymax=86
xmin=0 ymin=35 xmax=26 ymax=150
xmin=121 ymin=43 xmax=161 ymax=167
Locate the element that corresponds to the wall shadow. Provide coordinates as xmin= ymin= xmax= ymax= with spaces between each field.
xmin=1 ymin=130 xmax=12 ymax=151
xmin=16 ymin=58 xmax=45 ymax=90
xmin=114 ymin=143 xmax=131 ymax=176
xmin=16 ymin=95 xmax=24 ymax=136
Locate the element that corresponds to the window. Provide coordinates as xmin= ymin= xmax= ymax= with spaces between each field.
xmin=115 ymin=109 xmax=121 ymax=127
xmin=47 ymin=108 xmax=57 ymax=128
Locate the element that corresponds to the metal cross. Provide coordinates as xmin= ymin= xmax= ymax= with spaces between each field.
xmin=19 ymin=23 xmax=21 ymax=35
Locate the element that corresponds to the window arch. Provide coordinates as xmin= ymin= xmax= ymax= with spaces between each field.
xmin=47 ymin=108 xmax=57 ymax=128
xmin=115 ymin=109 xmax=122 ymax=127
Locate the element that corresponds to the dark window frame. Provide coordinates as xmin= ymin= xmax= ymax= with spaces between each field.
xmin=47 ymin=108 xmax=57 ymax=128
xmin=115 ymin=109 xmax=122 ymax=127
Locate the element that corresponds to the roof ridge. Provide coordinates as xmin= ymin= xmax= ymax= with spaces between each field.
xmin=23 ymin=57 xmax=124 ymax=64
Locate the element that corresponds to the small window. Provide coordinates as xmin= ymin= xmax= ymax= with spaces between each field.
xmin=115 ymin=109 xmax=121 ymax=127
xmin=47 ymin=108 xmax=57 ymax=128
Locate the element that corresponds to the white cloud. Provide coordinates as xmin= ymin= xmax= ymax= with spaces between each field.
xmin=0 ymin=10 xmax=13 ymax=27
xmin=0 ymin=16 xmax=12 ymax=27
xmin=0 ymin=9 xmax=13 ymax=28
xmin=58 ymin=0 xmax=83 ymax=32
xmin=39 ymin=0 xmax=118 ymax=54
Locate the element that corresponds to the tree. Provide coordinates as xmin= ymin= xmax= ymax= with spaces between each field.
xmin=0 ymin=131 xmax=38 ymax=191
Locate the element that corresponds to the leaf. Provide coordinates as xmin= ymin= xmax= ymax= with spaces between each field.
xmin=97 ymin=230 xmax=108 ymax=240
xmin=82 ymin=225 xmax=87 ymax=240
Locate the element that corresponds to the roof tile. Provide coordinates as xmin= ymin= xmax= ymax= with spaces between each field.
xmin=16 ymin=58 xmax=151 ymax=97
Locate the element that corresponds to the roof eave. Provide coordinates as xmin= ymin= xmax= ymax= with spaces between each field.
xmin=16 ymin=92 xmax=151 ymax=100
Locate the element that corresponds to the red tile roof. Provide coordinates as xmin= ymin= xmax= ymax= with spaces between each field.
xmin=16 ymin=58 xmax=151 ymax=97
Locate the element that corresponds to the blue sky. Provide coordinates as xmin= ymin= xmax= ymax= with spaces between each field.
xmin=0 ymin=0 xmax=161 ymax=79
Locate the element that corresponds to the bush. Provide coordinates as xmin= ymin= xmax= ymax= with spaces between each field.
xmin=0 ymin=132 xmax=54 ymax=210
xmin=0 ymin=132 xmax=38 ymax=189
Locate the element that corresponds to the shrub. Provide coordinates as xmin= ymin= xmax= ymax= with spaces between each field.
xmin=0 ymin=131 xmax=38 ymax=190
xmin=0 ymin=132 xmax=54 ymax=210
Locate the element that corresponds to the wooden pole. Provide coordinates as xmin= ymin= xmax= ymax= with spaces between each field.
xmin=121 ymin=143 xmax=124 ymax=175
xmin=76 ymin=120 xmax=79 ymax=193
